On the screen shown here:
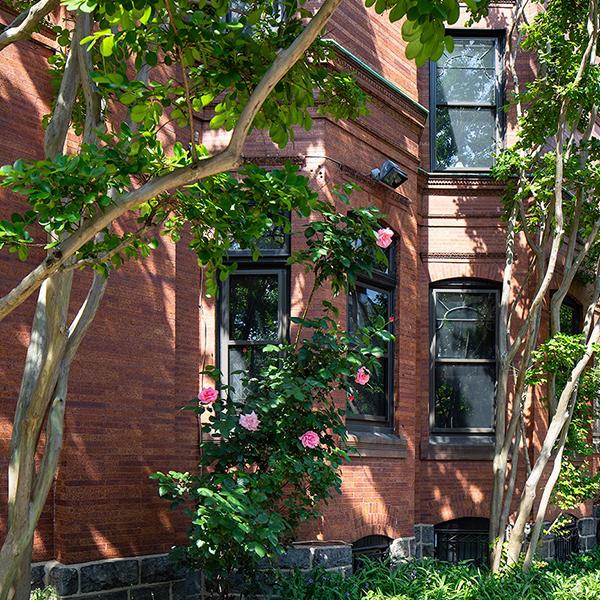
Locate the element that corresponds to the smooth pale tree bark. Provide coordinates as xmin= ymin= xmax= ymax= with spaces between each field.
xmin=0 ymin=0 xmax=343 ymax=597
xmin=489 ymin=0 xmax=600 ymax=570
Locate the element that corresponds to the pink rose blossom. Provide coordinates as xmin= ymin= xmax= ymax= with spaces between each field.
xmin=389 ymin=315 xmax=395 ymax=322
xmin=198 ymin=386 xmax=218 ymax=405
xmin=299 ymin=430 xmax=320 ymax=448
xmin=239 ymin=411 xmax=261 ymax=432
xmin=375 ymin=227 xmax=394 ymax=249
xmin=355 ymin=367 xmax=370 ymax=386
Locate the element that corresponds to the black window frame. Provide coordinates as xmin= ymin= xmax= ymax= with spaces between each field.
xmin=430 ymin=279 xmax=500 ymax=434
xmin=218 ymin=233 xmax=291 ymax=399
xmin=346 ymin=241 xmax=397 ymax=432
xmin=429 ymin=30 xmax=505 ymax=173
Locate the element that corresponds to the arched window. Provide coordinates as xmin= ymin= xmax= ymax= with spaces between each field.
xmin=434 ymin=517 xmax=489 ymax=564
xmin=352 ymin=535 xmax=392 ymax=570
xmin=346 ymin=237 xmax=396 ymax=430
xmin=430 ymin=279 xmax=499 ymax=432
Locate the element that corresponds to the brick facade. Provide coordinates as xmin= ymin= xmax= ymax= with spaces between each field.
xmin=0 ymin=0 xmax=597 ymax=579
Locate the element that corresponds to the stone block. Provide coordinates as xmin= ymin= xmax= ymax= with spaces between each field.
xmin=80 ymin=560 xmax=139 ymax=593
xmin=313 ymin=546 xmax=352 ymax=569
xmin=414 ymin=524 xmax=434 ymax=545
xmin=389 ymin=537 xmax=415 ymax=561
xmin=68 ymin=593 xmax=128 ymax=600
xmin=419 ymin=544 xmax=435 ymax=559
xmin=173 ymin=570 xmax=203 ymax=600
xmin=140 ymin=556 xmax=186 ymax=584
xmin=31 ymin=564 xmax=45 ymax=591
xmin=129 ymin=584 xmax=170 ymax=600
xmin=49 ymin=565 xmax=79 ymax=596
xmin=593 ymin=505 xmax=600 ymax=519
xmin=577 ymin=517 xmax=596 ymax=537
xmin=277 ymin=547 xmax=312 ymax=570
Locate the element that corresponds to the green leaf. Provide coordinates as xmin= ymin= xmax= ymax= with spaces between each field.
xmin=100 ymin=34 xmax=114 ymax=57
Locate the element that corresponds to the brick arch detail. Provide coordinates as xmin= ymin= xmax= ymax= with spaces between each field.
xmin=426 ymin=261 xmax=503 ymax=284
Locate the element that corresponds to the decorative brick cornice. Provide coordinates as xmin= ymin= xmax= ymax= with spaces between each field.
xmin=241 ymin=154 xmax=305 ymax=167
xmin=324 ymin=39 xmax=429 ymax=131
xmin=420 ymin=252 xmax=506 ymax=261
xmin=419 ymin=170 xmax=506 ymax=194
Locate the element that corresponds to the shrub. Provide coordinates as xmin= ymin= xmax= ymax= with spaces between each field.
xmin=276 ymin=549 xmax=600 ymax=599
xmin=153 ymin=192 xmax=395 ymax=598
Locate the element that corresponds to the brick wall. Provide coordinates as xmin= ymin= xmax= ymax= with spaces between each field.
xmin=0 ymin=0 xmax=596 ymax=570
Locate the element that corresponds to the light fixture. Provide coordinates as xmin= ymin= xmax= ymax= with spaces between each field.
xmin=370 ymin=160 xmax=408 ymax=189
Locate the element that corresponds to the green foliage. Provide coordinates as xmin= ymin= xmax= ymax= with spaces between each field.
xmin=367 ymin=0 xmax=488 ymax=67
xmin=276 ymin=550 xmax=600 ymax=599
xmin=152 ymin=202 xmax=393 ymax=588
xmin=526 ymin=334 xmax=600 ymax=509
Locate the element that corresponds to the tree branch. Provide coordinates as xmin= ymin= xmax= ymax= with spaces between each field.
xmin=0 ymin=0 xmax=343 ymax=322
xmin=0 ymin=0 xmax=59 ymax=52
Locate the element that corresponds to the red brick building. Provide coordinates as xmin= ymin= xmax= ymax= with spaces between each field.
xmin=0 ymin=0 xmax=597 ymax=597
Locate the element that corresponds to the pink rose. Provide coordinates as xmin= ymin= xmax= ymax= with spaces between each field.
xmin=198 ymin=386 xmax=218 ymax=404
xmin=355 ymin=367 xmax=370 ymax=386
xmin=299 ymin=430 xmax=320 ymax=448
xmin=239 ymin=411 xmax=260 ymax=432
xmin=389 ymin=315 xmax=395 ymax=322
xmin=375 ymin=227 xmax=394 ymax=249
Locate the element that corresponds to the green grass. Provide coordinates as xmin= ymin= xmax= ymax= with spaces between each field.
xmin=275 ymin=548 xmax=600 ymax=599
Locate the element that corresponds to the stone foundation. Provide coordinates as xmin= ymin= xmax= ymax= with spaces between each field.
xmin=32 ymin=544 xmax=352 ymax=600
xmin=413 ymin=524 xmax=434 ymax=559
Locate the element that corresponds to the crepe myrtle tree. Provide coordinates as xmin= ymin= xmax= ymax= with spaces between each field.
xmin=153 ymin=197 xmax=396 ymax=599
xmin=489 ymin=0 xmax=600 ymax=571
xmin=0 ymin=0 xmax=489 ymax=596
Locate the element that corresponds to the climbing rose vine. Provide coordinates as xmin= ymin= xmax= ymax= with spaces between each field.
xmin=152 ymin=191 xmax=395 ymax=596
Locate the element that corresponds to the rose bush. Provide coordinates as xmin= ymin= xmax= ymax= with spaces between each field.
xmin=152 ymin=190 xmax=394 ymax=598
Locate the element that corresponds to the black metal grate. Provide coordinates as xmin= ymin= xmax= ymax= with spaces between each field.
xmin=435 ymin=529 xmax=489 ymax=565
xmin=554 ymin=522 xmax=579 ymax=562
xmin=352 ymin=535 xmax=392 ymax=571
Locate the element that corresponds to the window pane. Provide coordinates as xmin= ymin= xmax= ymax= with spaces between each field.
xmin=435 ymin=107 xmax=496 ymax=169
xmin=229 ymin=274 xmax=279 ymax=340
xmin=436 ymin=319 xmax=495 ymax=359
xmin=560 ymin=303 xmax=580 ymax=335
xmin=437 ymin=39 xmax=496 ymax=104
xmin=347 ymin=359 xmax=388 ymax=419
xmin=434 ymin=364 xmax=495 ymax=429
xmin=435 ymin=291 xmax=496 ymax=320
xmin=229 ymin=225 xmax=287 ymax=252
xmin=349 ymin=285 xmax=390 ymax=331
xmin=228 ymin=345 xmax=270 ymax=402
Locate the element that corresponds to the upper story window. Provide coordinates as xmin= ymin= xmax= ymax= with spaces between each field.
xmin=431 ymin=281 xmax=498 ymax=432
xmin=219 ymin=229 xmax=289 ymax=402
xmin=431 ymin=34 xmax=502 ymax=171
xmin=346 ymin=239 xmax=396 ymax=430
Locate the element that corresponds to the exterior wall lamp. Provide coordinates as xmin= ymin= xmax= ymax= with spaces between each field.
xmin=370 ymin=160 xmax=408 ymax=189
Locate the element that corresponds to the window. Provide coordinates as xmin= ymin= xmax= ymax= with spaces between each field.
xmin=435 ymin=518 xmax=489 ymax=564
xmin=431 ymin=281 xmax=498 ymax=432
xmin=346 ymin=240 xmax=396 ymax=429
xmin=560 ymin=296 xmax=582 ymax=335
xmin=430 ymin=34 xmax=502 ymax=171
xmin=219 ymin=231 xmax=289 ymax=402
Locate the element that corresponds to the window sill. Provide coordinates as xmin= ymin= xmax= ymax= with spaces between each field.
xmin=347 ymin=431 xmax=407 ymax=459
xmin=420 ymin=434 xmax=495 ymax=461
